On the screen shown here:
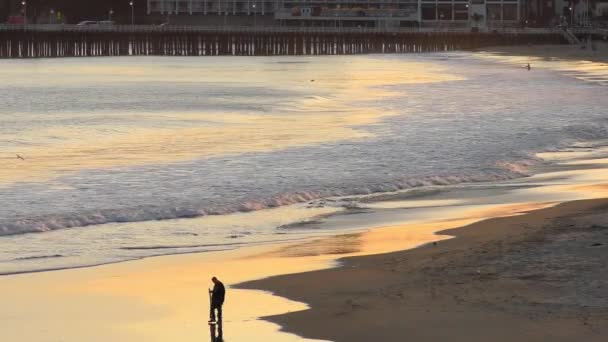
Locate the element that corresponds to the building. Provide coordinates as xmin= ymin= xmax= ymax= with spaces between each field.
xmin=147 ymin=0 xmax=277 ymax=26
xmin=148 ymin=0 xmax=280 ymax=15
xmin=149 ymin=0 xmax=598 ymax=29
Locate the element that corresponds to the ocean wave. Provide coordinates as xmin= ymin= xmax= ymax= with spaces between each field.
xmin=0 ymin=164 xmax=535 ymax=237
xmin=495 ymin=158 xmax=540 ymax=176
xmin=278 ymin=219 xmax=324 ymax=230
xmin=120 ymin=243 xmax=241 ymax=250
xmin=10 ymin=122 xmax=608 ymax=237
xmin=14 ymin=254 xmax=64 ymax=261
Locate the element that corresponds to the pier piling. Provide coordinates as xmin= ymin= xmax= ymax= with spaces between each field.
xmin=0 ymin=25 xmax=569 ymax=58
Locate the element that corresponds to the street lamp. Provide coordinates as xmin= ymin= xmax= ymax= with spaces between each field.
xmin=252 ymin=3 xmax=257 ymax=27
xmin=50 ymin=8 xmax=54 ymax=24
xmin=569 ymin=6 xmax=573 ymax=27
xmin=129 ymin=1 xmax=134 ymax=26
xmin=21 ymin=1 xmax=27 ymax=25
xmin=109 ymin=8 xmax=114 ymax=21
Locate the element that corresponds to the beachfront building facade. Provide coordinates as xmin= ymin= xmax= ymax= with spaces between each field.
xmin=146 ymin=0 xmax=528 ymax=29
xmin=274 ymin=0 xmax=419 ymax=28
xmin=147 ymin=0 xmax=280 ymax=15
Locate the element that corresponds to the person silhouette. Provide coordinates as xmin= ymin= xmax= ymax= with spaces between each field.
xmin=208 ymin=277 xmax=225 ymax=324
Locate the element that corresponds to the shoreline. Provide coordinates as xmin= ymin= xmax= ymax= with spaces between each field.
xmin=479 ymin=41 xmax=608 ymax=63
xmin=1 ymin=194 xmax=606 ymax=341
xmin=239 ymin=198 xmax=608 ymax=341
xmin=0 ymin=198 xmax=586 ymax=341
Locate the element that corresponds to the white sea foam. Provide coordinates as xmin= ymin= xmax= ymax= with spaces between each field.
xmin=0 ymin=158 xmax=568 ymax=236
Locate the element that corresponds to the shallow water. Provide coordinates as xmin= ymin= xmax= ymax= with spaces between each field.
xmin=1 ymin=52 xmax=608 ymax=274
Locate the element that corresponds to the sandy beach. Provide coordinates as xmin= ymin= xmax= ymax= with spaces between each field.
xmin=0 ymin=200 xmax=538 ymax=341
xmin=241 ymin=198 xmax=608 ymax=341
xmin=2 ymin=182 xmax=607 ymax=341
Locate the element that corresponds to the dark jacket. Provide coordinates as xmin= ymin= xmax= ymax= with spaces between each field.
xmin=211 ymin=281 xmax=225 ymax=305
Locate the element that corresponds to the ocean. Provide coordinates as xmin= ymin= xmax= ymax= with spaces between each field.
xmin=1 ymin=52 xmax=607 ymax=274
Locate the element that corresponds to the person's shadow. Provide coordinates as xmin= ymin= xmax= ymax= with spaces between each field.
xmin=209 ymin=319 xmax=223 ymax=342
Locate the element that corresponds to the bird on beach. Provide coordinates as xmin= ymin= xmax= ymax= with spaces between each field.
xmin=525 ymin=63 xmax=531 ymax=71
xmin=16 ymin=154 xmax=25 ymax=161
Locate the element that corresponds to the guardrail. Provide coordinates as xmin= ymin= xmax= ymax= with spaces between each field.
xmin=0 ymin=24 xmax=566 ymax=35
xmin=571 ymin=27 xmax=608 ymax=35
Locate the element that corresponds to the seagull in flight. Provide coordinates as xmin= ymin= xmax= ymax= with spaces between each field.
xmin=16 ymin=154 xmax=25 ymax=161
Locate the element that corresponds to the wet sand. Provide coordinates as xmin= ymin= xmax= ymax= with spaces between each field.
xmin=240 ymin=198 xmax=608 ymax=342
xmin=0 ymin=200 xmax=570 ymax=342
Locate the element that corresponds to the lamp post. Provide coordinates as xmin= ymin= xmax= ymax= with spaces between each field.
xmin=253 ymin=3 xmax=257 ymax=27
xmin=49 ymin=8 xmax=54 ymax=24
xmin=129 ymin=1 xmax=134 ymax=26
xmin=21 ymin=1 xmax=27 ymax=25
xmin=569 ymin=5 xmax=573 ymax=27
xmin=109 ymin=8 xmax=114 ymax=21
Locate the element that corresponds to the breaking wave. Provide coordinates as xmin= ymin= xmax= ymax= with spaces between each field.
xmin=2 ymin=58 xmax=608 ymax=239
xmin=120 ymin=243 xmax=242 ymax=250
xmin=0 ymin=160 xmax=536 ymax=237
xmin=14 ymin=254 xmax=64 ymax=261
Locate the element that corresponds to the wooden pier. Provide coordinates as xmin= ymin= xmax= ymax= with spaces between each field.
xmin=0 ymin=25 xmax=569 ymax=58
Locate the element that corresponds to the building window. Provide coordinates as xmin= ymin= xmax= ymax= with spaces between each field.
xmin=421 ymin=4 xmax=436 ymax=20
xmin=454 ymin=4 xmax=469 ymax=20
xmin=503 ymin=3 xmax=517 ymax=20
xmin=438 ymin=4 xmax=452 ymax=20
xmin=487 ymin=4 xmax=501 ymax=20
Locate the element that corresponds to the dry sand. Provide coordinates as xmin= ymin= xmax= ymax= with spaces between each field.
xmin=240 ymin=199 xmax=608 ymax=341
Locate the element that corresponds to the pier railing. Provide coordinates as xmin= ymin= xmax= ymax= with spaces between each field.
xmin=0 ymin=24 xmax=564 ymax=35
